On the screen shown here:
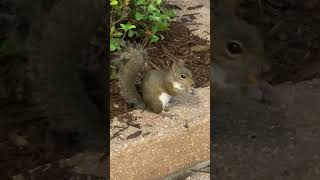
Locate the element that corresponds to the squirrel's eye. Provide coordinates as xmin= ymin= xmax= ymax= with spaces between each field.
xmin=180 ymin=74 xmax=186 ymax=79
xmin=226 ymin=41 xmax=243 ymax=55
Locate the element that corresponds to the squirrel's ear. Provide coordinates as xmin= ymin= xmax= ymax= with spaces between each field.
xmin=171 ymin=62 xmax=177 ymax=72
xmin=172 ymin=59 xmax=185 ymax=71
xmin=177 ymin=59 xmax=185 ymax=66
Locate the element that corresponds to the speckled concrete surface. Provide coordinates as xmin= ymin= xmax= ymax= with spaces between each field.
xmin=168 ymin=0 xmax=210 ymax=40
xmin=110 ymin=87 xmax=210 ymax=180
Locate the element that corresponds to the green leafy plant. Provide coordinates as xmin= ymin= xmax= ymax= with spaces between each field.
xmin=0 ymin=35 xmax=19 ymax=57
xmin=110 ymin=0 xmax=176 ymax=52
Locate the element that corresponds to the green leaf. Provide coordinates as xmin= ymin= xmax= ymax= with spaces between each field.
xmin=150 ymin=34 xmax=160 ymax=42
xmin=110 ymin=42 xmax=117 ymax=52
xmin=134 ymin=12 xmax=144 ymax=20
xmin=160 ymin=14 xmax=170 ymax=20
xmin=110 ymin=0 xmax=118 ymax=6
xmin=110 ymin=0 xmax=175 ymax=46
xmin=148 ymin=15 xmax=161 ymax=22
xmin=114 ymin=31 xmax=123 ymax=37
xmin=0 ymin=36 xmax=18 ymax=55
xmin=164 ymin=9 xmax=176 ymax=18
xmin=147 ymin=4 xmax=157 ymax=12
xmin=154 ymin=9 xmax=161 ymax=15
xmin=111 ymin=25 xmax=115 ymax=34
xmin=140 ymin=5 xmax=147 ymax=12
xmin=110 ymin=38 xmax=126 ymax=52
xmin=118 ymin=38 xmax=126 ymax=47
xmin=128 ymin=30 xmax=139 ymax=38
xmin=128 ymin=30 xmax=135 ymax=37
xmin=152 ymin=25 xmax=159 ymax=34
xmin=135 ymin=0 xmax=146 ymax=5
xmin=120 ymin=23 xmax=136 ymax=31
xmin=155 ymin=0 xmax=162 ymax=5
xmin=157 ymin=21 xmax=169 ymax=31
xmin=110 ymin=38 xmax=118 ymax=51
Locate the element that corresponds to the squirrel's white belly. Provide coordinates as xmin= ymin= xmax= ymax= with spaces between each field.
xmin=159 ymin=92 xmax=171 ymax=109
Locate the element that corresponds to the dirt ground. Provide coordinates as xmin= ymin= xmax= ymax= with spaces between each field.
xmin=110 ymin=21 xmax=210 ymax=119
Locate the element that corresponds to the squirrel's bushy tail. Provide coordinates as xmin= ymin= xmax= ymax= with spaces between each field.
xmin=117 ymin=45 xmax=147 ymax=108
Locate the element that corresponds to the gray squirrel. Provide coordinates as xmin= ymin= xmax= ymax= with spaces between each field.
xmin=212 ymin=0 xmax=271 ymax=102
xmin=115 ymin=45 xmax=195 ymax=114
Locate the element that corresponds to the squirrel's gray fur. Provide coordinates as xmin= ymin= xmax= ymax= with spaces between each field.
xmin=116 ymin=44 xmax=148 ymax=108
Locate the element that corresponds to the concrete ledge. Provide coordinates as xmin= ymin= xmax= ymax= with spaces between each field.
xmin=110 ymin=87 xmax=210 ymax=180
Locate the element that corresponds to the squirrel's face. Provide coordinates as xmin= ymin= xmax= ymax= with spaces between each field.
xmin=213 ymin=15 xmax=270 ymax=87
xmin=172 ymin=65 xmax=194 ymax=93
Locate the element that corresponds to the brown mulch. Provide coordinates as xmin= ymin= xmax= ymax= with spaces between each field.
xmin=110 ymin=21 xmax=210 ymax=119
xmin=238 ymin=0 xmax=320 ymax=84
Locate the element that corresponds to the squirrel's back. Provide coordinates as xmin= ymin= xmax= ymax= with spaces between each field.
xmin=117 ymin=46 xmax=147 ymax=107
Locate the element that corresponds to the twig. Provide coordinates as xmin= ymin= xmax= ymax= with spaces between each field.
xmin=160 ymin=45 xmax=176 ymax=63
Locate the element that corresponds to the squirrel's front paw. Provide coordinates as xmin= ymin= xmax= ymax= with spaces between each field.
xmin=164 ymin=107 xmax=170 ymax=112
